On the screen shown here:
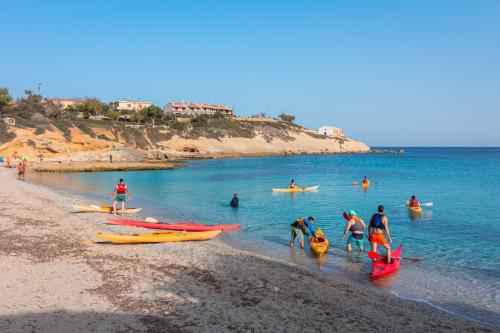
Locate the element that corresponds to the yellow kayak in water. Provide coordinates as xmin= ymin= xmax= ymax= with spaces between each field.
xmin=272 ymin=185 xmax=319 ymax=192
xmin=406 ymin=201 xmax=423 ymax=215
xmin=72 ymin=203 xmax=142 ymax=214
xmin=96 ymin=229 xmax=222 ymax=243
xmin=362 ymin=181 xmax=370 ymax=189
xmin=310 ymin=227 xmax=329 ymax=256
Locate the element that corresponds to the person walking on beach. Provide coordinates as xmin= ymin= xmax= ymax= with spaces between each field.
xmin=408 ymin=195 xmax=420 ymax=207
xmin=368 ymin=205 xmax=392 ymax=263
xmin=112 ymin=178 xmax=131 ymax=215
xmin=290 ymin=216 xmax=316 ymax=249
xmin=17 ymin=162 xmax=26 ymax=181
xmin=342 ymin=210 xmax=366 ymax=252
xmin=230 ymin=193 xmax=239 ymax=207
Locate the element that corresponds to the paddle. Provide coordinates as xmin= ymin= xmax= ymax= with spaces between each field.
xmin=402 ymin=202 xmax=433 ymax=207
xmin=352 ymin=181 xmax=359 ymax=185
xmin=368 ymin=251 xmax=422 ymax=263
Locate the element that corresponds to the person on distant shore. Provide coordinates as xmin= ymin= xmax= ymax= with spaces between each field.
xmin=362 ymin=176 xmax=369 ymax=184
xmin=342 ymin=210 xmax=366 ymax=252
xmin=109 ymin=154 xmax=113 ymax=163
xmin=290 ymin=216 xmax=316 ymax=249
xmin=408 ymin=195 xmax=420 ymax=207
xmin=368 ymin=205 xmax=392 ymax=263
xmin=6 ymin=156 xmax=11 ymax=168
xmin=230 ymin=193 xmax=239 ymax=208
xmin=112 ymin=178 xmax=131 ymax=215
xmin=17 ymin=162 xmax=26 ymax=181
xmin=289 ymin=179 xmax=296 ymax=188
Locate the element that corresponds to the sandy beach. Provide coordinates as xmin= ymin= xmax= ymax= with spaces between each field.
xmin=0 ymin=169 xmax=495 ymax=332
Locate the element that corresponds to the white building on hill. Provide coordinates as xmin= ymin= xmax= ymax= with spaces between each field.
xmin=318 ymin=126 xmax=345 ymax=137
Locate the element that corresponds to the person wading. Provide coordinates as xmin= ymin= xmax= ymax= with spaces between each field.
xmin=368 ymin=205 xmax=392 ymax=263
xmin=290 ymin=216 xmax=316 ymax=249
xmin=112 ymin=178 xmax=131 ymax=215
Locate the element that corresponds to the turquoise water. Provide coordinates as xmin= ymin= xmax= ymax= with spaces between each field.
xmin=32 ymin=148 xmax=500 ymax=325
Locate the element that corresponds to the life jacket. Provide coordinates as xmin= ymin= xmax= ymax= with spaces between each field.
xmin=116 ymin=183 xmax=127 ymax=194
xmin=410 ymin=199 xmax=419 ymax=206
xmin=370 ymin=213 xmax=385 ymax=229
xmin=291 ymin=217 xmax=308 ymax=232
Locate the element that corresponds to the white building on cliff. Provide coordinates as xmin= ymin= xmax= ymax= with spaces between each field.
xmin=318 ymin=126 xmax=345 ymax=138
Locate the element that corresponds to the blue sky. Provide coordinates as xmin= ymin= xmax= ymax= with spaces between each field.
xmin=1 ymin=0 xmax=499 ymax=146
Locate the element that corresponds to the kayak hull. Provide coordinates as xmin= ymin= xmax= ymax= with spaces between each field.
xmin=72 ymin=203 xmax=141 ymax=214
xmin=369 ymin=245 xmax=402 ymax=281
xmin=272 ymin=185 xmax=319 ymax=192
xmin=362 ymin=181 xmax=370 ymax=189
xmin=310 ymin=227 xmax=329 ymax=256
xmin=107 ymin=217 xmax=241 ymax=231
xmin=407 ymin=205 xmax=423 ymax=215
xmin=96 ymin=230 xmax=222 ymax=243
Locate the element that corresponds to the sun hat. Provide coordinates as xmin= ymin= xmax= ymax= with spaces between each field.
xmin=348 ymin=210 xmax=357 ymax=216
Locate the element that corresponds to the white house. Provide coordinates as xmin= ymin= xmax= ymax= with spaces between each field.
xmin=318 ymin=126 xmax=345 ymax=138
xmin=111 ymin=100 xmax=152 ymax=111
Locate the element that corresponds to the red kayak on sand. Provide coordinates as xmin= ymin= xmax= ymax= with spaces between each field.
xmin=107 ymin=217 xmax=241 ymax=232
xmin=369 ymin=245 xmax=402 ymax=281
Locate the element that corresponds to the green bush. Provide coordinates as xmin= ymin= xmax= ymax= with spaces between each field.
xmin=53 ymin=120 xmax=73 ymax=141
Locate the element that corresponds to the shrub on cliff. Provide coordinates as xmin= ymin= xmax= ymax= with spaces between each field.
xmin=0 ymin=122 xmax=16 ymax=144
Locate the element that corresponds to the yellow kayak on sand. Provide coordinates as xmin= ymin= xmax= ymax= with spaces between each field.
xmin=406 ymin=201 xmax=423 ymax=215
xmin=310 ymin=227 xmax=329 ymax=256
xmin=72 ymin=203 xmax=142 ymax=214
xmin=96 ymin=229 xmax=222 ymax=243
xmin=272 ymin=185 xmax=319 ymax=192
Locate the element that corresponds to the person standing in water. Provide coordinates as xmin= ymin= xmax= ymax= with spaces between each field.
xmin=112 ymin=178 xmax=131 ymax=215
xmin=368 ymin=205 xmax=392 ymax=263
xmin=290 ymin=216 xmax=316 ymax=249
xmin=230 ymin=193 xmax=239 ymax=207
xmin=342 ymin=210 xmax=366 ymax=252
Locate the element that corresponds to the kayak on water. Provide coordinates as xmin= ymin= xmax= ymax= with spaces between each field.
xmin=272 ymin=185 xmax=319 ymax=192
xmin=107 ymin=217 xmax=241 ymax=231
xmin=369 ymin=245 xmax=402 ymax=281
xmin=362 ymin=181 xmax=370 ymax=189
xmin=72 ymin=203 xmax=142 ymax=214
xmin=310 ymin=227 xmax=329 ymax=256
xmin=96 ymin=229 xmax=222 ymax=243
xmin=406 ymin=201 xmax=423 ymax=215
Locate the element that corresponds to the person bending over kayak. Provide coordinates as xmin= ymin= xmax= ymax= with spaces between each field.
xmin=408 ymin=195 xmax=420 ymax=207
xmin=230 ymin=193 xmax=239 ymax=208
xmin=368 ymin=205 xmax=392 ymax=263
xmin=342 ymin=210 xmax=366 ymax=252
xmin=290 ymin=216 xmax=316 ymax=249
xmin=362 ymin=176 xmax=369 ymax=184
xmin=112 ymin=178 xmax=131 ymax=215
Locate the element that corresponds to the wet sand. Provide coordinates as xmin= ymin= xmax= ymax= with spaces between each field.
xmin=0 ymin=169 xmax=495 ymax=332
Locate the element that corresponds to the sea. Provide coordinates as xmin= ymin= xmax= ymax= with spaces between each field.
xmin=31 ymin=147 xmax=500 ymax=326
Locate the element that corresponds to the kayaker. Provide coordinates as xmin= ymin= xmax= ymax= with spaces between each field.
xmin=368 ymin=205 xmax=392 ymax=263
xmin=342 ymin=210 xmax=366 ymax=252
xmin=112 ymin=178 xmax=131 ymax=215
xmin=290 ymin=216 xmax=316 ymax=249
xmin=289 ymin=179 xmax=296 ymax=188
xmin=408 ymin=195 xmax=420 ymax=207
xmin=362 ymin=176 xmax=369 ymax=184
xmin=230 ymin=193 xmax=239 ymax=207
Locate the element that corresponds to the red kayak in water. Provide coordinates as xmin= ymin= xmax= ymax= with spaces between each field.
xmin=107 ymin=217 xmax=241 ymax=231
xmin=369 ymin=245 xmax=402 ymax=281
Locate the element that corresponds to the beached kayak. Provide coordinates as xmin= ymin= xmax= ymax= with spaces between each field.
xmin=310 ymin=227 xmax=329 ymax=256
xmin=406 ymin=201 xmax=423 ymax=215
xmin=362 ymin=181 xmax=370 ymax=189
xmin=96 ymin=229 xmax=222 ymax=243
xmin=72 ymin=203 xmax=142 ymax=214
xmin=107 ymin=217 xmax=241 ymax=231
xmin=369 ymin=245 xmax=402 ymax=281
xmin=272 ymin=185 xmax=319 ymax=192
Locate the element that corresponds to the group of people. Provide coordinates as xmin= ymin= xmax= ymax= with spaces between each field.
xmin=289 ymin=205 xmax=393 ymax=262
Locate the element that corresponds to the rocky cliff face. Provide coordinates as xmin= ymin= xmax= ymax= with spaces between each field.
xmin=0 ymin=120 xmax=370 ymax=162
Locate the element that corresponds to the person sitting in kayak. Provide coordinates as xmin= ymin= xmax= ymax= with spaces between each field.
xmin=408 ymin=195 xmax=420 ymax=207
xmin=342 ymin=210 xmax=366 ymax=252
xmin=290 ymin=216 xmax=316 ymax=249
xmin=289 ymin=179 xmax=297 ymax=188
xmin=368 ymin=205 xmax=393 ymax=263
xmin=362 ymin=176 xmax=369 ymax=184
xmin=230 ymin=193 xmax=239 ymax=207
xmin=112 ymin=178 xmax=131 ymax=215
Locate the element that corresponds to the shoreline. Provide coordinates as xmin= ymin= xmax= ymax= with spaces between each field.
xmin=0 ymin=168 xmax=495 ymax=332
xmin=22 ymin=148 xmax=403 ymax=173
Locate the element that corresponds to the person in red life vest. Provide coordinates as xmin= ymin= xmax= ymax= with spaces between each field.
xmin=362 ymin=176 xmax=369 ymax=184
xmin=112 ymin=178 xmax=131 ymax=215
xmin=408 ymin=195 xmax=420 ymax=207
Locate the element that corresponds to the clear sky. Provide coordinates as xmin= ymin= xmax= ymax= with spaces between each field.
xmin=1 ymin=0 xmax=499 ymax=146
